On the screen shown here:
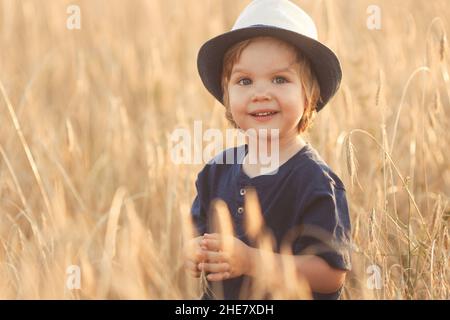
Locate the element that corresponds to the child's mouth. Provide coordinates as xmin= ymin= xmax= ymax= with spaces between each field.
xmin=249 ymin=111 xmax=279 ymax=122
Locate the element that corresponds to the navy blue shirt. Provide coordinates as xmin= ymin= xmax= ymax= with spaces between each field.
xmin=191 ymin=142 xmax=352 ymax=300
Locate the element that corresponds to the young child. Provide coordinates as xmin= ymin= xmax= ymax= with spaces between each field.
xmin=184 ymin=0 xmax=351 ymax=300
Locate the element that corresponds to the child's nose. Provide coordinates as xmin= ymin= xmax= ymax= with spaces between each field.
xmin=251 ymin=86 xmax=272 ymax=102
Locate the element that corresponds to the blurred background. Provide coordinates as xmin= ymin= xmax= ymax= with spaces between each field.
xmin=0 ymin=0 xmax=448 ymax=299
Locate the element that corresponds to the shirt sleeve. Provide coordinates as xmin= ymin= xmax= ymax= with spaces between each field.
xmin=292 ymin=182 xmax=352 ymax=271
xmin=190 ymin=170 xmax=209 ymax=236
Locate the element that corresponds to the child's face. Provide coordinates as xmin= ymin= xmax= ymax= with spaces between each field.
xmin=227 ymin=37 xmax=305 ymax=140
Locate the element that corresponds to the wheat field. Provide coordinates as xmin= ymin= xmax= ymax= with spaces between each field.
xmin=0 ymin=0 xmax=448 ymax=299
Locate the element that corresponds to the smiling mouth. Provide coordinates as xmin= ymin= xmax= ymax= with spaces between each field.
xmin=249 ymin=111 xmax=279 ymax=118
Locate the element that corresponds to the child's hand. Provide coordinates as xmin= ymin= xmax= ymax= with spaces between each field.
xmin=198 ymin=233 xmax=252 ymax=281
xmin=182 ymin=235 xmax=209 ymax=278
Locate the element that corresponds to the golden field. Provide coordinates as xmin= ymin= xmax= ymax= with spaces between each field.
xmin=0 ymin=0 xmax=448 ymax=299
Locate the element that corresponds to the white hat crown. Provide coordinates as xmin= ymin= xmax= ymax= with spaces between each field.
xmin=232 ymin=0 xmax=318 ymax=40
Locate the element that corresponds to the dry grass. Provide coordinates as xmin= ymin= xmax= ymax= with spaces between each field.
xmin=0 ymin=0 xmax=448 ymax=299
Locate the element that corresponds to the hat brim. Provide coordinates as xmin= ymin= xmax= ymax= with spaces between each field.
xmin=197 ymin=25 xmax=342 ymax=111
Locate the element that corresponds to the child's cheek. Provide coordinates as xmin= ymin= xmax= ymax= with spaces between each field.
xmin=229 ymin=104 xmax=242 ymax=124
xmin=228 ymin=95 xmax=246 ymax=116
xmin=228 ymin=89 xmax=241 ymax=107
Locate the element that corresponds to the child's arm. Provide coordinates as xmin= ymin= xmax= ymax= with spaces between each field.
xmin=199 ymin=233 xmax=346 ymax=294
xmin=247 ymin=248 xmax=347 ymax=294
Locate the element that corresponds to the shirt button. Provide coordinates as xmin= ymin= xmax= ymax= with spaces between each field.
xmin=237 ymin=207 xmax=244 ymax=214
xmin=240 ymin=188 xmax=246 ymax=196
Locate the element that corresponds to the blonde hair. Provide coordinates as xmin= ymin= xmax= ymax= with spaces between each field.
xmin=221 ymin=36 xmax=321 ymax=134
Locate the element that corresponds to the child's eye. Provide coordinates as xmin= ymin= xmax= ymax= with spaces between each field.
xmin=237 ymin=78 xmax=252 ymax=86
xmin=273 ymin=76 xmax=288 ymax=84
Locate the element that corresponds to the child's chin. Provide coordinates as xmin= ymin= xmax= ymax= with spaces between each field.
xmin=243 ymin=126 xmax=281 ymax=139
